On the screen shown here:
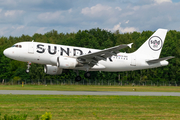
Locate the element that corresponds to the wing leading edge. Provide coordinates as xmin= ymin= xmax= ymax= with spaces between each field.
xmin=77 ymin=43 xmax=133 ymax=67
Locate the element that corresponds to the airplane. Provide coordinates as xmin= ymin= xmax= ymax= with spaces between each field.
xmin=3 ymin=28 xmax=174 ymax=81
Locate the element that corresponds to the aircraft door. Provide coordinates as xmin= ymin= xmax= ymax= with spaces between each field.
xmin=131 ymin=55 xmax=136 ymax=66
xmin=28 ymin=42 xmax=34 ymax=54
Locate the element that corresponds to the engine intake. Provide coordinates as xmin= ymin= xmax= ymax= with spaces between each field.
xmin=44 ymin=65 xmax=63 ymax=75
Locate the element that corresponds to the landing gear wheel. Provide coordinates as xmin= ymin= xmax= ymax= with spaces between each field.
xmin=84 ymin=72 xmax=91 ymax=78
xmin=26 ymin=69 xmax=29 ymax=73
xmin=75 ymin=76 xmax=81 ymax=82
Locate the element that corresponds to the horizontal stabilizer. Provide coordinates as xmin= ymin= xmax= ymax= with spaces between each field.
xmin=146 ymin=56 xmax=174 ymax=64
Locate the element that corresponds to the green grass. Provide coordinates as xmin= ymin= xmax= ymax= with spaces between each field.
xmin=0 ymin=85 xmax=180 ymax=92
xmin=0 ymin=85 xmax=180 ymax=119
xmin=0 ymin=95 xmax=180 ymax=120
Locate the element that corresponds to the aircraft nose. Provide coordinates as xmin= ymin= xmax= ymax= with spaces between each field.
xmin=3 ymin=48 xmax=10 ymax=57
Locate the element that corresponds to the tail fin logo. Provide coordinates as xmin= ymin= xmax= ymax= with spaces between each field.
xmin=148 ymin=36 xmax=162 ymax=51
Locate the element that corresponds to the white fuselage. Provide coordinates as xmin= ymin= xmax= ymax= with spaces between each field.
xmin=3 ymin=41 xmax=168 ymax=72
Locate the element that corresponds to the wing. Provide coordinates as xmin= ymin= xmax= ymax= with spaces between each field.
xmin=77 ymin=43 xmax=133 ymax=67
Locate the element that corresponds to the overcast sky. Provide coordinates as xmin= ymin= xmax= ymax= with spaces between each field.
xmin=0 ymin=0 xmax=180 ymax=37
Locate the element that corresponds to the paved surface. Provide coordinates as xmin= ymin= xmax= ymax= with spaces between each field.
xmin=0 ymin=90 xmax=180 ymax=96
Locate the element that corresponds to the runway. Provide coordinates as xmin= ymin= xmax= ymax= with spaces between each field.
xmin=0 ymin=90 xmax=180 ymax=96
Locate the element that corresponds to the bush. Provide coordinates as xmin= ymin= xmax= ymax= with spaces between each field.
xmin=2 ymin=114 xmax=27 ymax=120
xmin=41 ymin=112 xmax=52 ymax=120
xmin=0 ymin=112 xmax=52 ymax=120
xmin=33 ymin=115 xmax=40 ymax=120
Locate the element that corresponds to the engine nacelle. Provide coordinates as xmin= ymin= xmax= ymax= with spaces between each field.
xmin=57 ymin=57 xmax=78 ymax=69
xmin=44 ymin=65 xmax=63 ymax=75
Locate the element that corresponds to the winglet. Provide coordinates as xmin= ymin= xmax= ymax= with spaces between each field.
xmin=128 ymin=43 xmax=133 ymax=48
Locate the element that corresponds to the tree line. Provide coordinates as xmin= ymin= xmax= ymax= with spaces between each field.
xmin=0 ymin=28 xmax=179 ymax=84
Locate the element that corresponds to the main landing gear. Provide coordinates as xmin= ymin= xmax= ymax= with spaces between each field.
xmin=84 ymin=72 xmax=91 ymax=78
xmin=75 ymin=76 xmax=81 ymax=81
xmin=75 ymin=71 xmax=91 ymax=82
xmin=26 ymin=62 xmax=31 ymax=73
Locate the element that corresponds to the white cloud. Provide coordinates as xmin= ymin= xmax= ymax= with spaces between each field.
xmin=121 ymin=11 xmax=134 ymax=17
xmin=132 ymin=6 xmax=140 ymax=11
xmin=125 ymin=20 xmax=129 ymax=24
xmin=0 ymin=9 xmax=25 ymax=25
xmin=36 ymin=27 xmax=47 ymax=34
xmin=1 ymin=0 xmax=18 ymax=6
xmin=16 ymin=25 xmax=25 ymax=30
xmin=81 ymin=4 xmax=112 ymax=17
xmin=0 ymin=27 xmax=9 ymax=36
xmin=37 ymin=11 xmax=63 ymax=22
xmin=112 ymin=22 xmax=137 ymax=33
xmin=154 ymin=0 xmax=172 ymax=4
xmin=68 ymin=9 xmax=72 ymax=13
xmin=115 ymin=7 xmax=122 ymax=11
xmin=4 ymin=10 xmax=24 ymax=17
xmin=0 ymin=0 xmax=179 ymax=37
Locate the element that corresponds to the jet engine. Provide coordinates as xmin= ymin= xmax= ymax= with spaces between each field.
xmin=57 ymin=57 xmax=78 ymax=69
xmin=47 ymin=56 xmax=77 ymax=75
xmin=44 ymin=65 xmax=63 ymax=75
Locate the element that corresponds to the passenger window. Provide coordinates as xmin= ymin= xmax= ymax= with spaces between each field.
xmin=19 ymin=45 xmax=22 ymax=48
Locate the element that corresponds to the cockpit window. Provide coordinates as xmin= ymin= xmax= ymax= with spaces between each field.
xmin=11 ymin=44 xmax=22 ymax=48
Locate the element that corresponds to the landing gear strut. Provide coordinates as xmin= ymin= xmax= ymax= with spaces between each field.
xmin=26 ymin=62 xmax=31 ymax=73
xmin=75 ymin=70 xmax=81 ymax=82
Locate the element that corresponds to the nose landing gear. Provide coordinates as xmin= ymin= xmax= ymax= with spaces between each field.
xmin=26 ymin=62 xmax=31 ymax=73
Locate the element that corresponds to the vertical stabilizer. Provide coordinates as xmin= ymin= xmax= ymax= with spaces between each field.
xmin=134 ymin=29 xmax=168 ymax=59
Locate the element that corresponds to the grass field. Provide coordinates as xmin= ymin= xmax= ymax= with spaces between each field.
xmin=0 ymin=85 xmax=180 ymax=92
xmin=0 ymin=85 xmax=180 ymax=119
xmin=0 ymin=95 xmax=180 ymax=120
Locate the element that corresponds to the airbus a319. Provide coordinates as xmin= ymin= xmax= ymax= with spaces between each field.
xmin=3 ymin=29 xmax=174 ymax=81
